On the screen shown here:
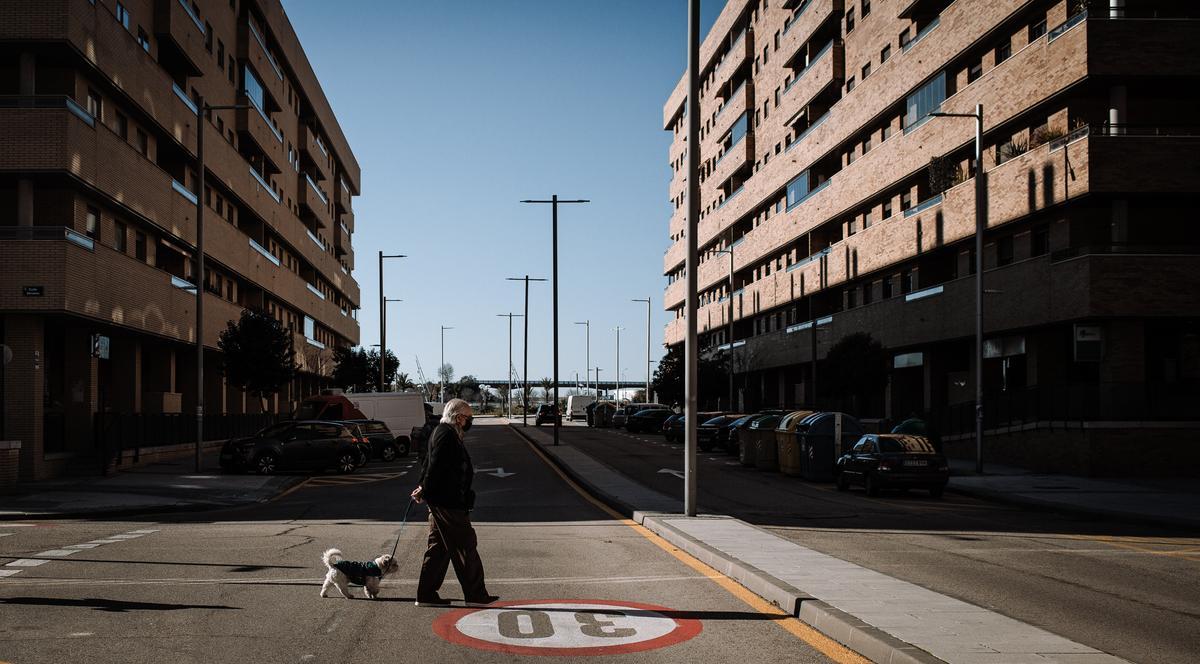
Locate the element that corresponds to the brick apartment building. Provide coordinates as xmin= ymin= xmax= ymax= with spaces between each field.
xmin=0 ymin=0 xmax=360 ymax=479
xmin=662 ymin=0 xmax=1200 ymax=474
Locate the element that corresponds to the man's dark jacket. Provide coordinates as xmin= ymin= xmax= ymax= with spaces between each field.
xmin=419 ymin=423 xmax=475 ymax=510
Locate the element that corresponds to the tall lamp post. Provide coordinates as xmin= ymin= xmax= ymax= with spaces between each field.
xmin=595 ymin=367 xmax=602 ymax=400
xmin=378 ymin=252 xmax=407 ymax=392
xmin=521 ymin=196 xmax=589 ymax=447
xmin=439 ymin=325 xmax=453 ymax=403
xmin=497 ymin=312 xmax=522 ymax=419
xmin=613 ymin=326 xmax=624 ymax=404
xmin=506 ymin=276 xmax=546 ymax=426
xmin=714 ymin=248 xmax=735 ymax=411
xmin=683 ymin=0 xmax=701 ymax=516
xmin=632 ymin=298 xmax=651 ymax=403
xmin=195 ymin=99 xmax=252 ymax=473
xmin=382 ymin=297 xmax=402 ymax=390
xmin=929 ymin=104 xmax=986 ymax=474
xmin=574 ymin=320 xmax=590 ymax=399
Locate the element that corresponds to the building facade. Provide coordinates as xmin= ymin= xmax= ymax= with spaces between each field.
xmin=0 ymin=0 xmax=360 ymax=479
xmin=662 ymin=0 xmax=1200 ymax=474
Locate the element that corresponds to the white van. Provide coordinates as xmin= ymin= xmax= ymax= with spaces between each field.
xmin=344 ymin=392 xmax=427 ymax=440
xmin=566 ymin=395 xmax=596 ymax=421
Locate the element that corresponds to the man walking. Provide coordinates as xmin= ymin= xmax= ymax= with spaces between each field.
xmin=411 ymin=399 xmax=497 ymax=607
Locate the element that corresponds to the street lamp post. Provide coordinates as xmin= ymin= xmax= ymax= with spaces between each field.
xmin=521 ymin=196 xmax=589 ymax=447
xmin=382 ymin=297 xmax=402 ymax=390
xmin=506 ymin=276 xmax=546 ymax=426
xmin=714 ymin=248 xmax=735 ymax=410
xmin=614 ymin=327 xmax=624 ymax=404
xmin=632 ymin=299 xmax=651 ymax=403
xmin=439 ymin=325 xmax=453 ymax=403
xmin=683 ymin=0 xmax=701 ymax=516
xmin=930 ymin=104 xmax=986 ymax=474
xmin=595 ymin=367 xmax=602 ymax=400
xmin=378 ymin=252 xmax=407 ymax=392
xmin=574 ymin=320 xmax=590 ymax=399
xmin=194 ymin=99 xmax=252 ymax=473
xmin=497 ymin=313 xmax=522 ymax=419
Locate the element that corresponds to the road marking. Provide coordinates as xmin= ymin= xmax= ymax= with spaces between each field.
xmin=67 ymin=543 xmax=102 ymax=549
xmin=475 ymin=467 xmax=517 ymax=478
xmin=6 ymin=559 xmax=48 ymax=567
xmin=0 ymin=533 xmax=11 ymax=538
xmin=68 ymin=632 xmax=93 ymax=637
xmin=656 ymin=469 xmax=684 ymax=479
xmin=516 ymin=428 xmax=868 ymax=664
xmin=34 ymin=549 xmax=79 ymax=557
xmin=0 ymin=570 xmax=21 ymax=578
xmin=127 ymin=529 xmax=160 ymax=534
xmin=306 ymin=472 xmax=408 ymax=488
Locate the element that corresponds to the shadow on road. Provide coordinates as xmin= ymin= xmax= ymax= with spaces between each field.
xmin=0 ymin=596 xmax=240 ymax=613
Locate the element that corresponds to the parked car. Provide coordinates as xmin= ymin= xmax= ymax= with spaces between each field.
xmin=697 ymin=414 xmax=746 ymax=451
xmin=336 ymin=421 xmax=373 ymax=467
xmin=664 ymin=411 xmax=722 ymax=444
xmin=835 ymin=434 xmax=949 ymax=497
xmin=661 ymin=413 xmax=685 ymax=441
xmin=219 ymin=421 xmax=362 ymax=475
xmin=345 ymin=419 xmax=408 ymax=461
xmin=613 ymin=403 xmax=666 ymax=429
xmin=535 ymin=404 xmax=562 ymax=426
xmin=626 ymin=408 xmax=674 ymax=434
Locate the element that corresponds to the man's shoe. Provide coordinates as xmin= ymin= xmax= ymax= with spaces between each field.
xmin=464 ymin=594 xmax=500 ymax=607
xmin=414 ymin=595 xmax=452 ymax=608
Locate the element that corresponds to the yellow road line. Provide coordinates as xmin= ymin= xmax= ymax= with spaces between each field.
xmin=514 ymin=427 xmax=868 ymax=664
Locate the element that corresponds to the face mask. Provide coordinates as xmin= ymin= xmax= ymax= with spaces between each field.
xmin=462 ymin=416 xmax=474 ymax=432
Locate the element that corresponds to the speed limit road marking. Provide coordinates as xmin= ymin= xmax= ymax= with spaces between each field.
xmin=432 ymin=599 xmax=702 ymax=656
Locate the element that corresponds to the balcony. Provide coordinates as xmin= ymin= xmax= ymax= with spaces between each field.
xmin=236 ymin=97 xmax=285 ymax=174
xmin=779 ymin=0 xmax=842 ymax=72
xmin=241 ymin=19 xmax=285 ymax=100
xmin=781 ymin=41 xmax=842 ymax=118
xmin=299 ymin=124 xmax=330 ymax=181
xmin=1087 ymin=17 xmax=1200 ymax=77
xmin=336 ymin=178 xmax=353 ymax=214
xmin=299 ymin=172 xmax=333 ymax=229
xmin=153 ymin=0 xmax=208 ymax=76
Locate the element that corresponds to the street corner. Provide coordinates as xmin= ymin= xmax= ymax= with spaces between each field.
xmin=432 ymin=599 xmax=702 ymax=656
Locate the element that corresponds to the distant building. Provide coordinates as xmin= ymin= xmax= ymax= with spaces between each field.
xmin=0 ymin=0 xmax=360 ymax=479
xmin=661 ymin=0 xmax=1200 ymax=474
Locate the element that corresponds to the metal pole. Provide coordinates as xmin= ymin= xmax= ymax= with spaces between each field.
xmin=811 ymin=261 xmax=818 ymax=410
xmin=498 ymin=313 xmax=520 ymax=419
xmin=632 ymin=299 xmax=651 ymax=402
xmin=576 ymin=320 xmax=590 ymax=403
xmin=552 ymin=195 xmax=560 ymax=445
xmin=378 ymin=251 xmax=384 ymax=392
xmin=614 ymin=327 xmax=622 ymax=404
xmin=523 ymin=278 xmax=529 ymax=425
xmin=684 ymin=0 xmax=700 ymax=516
xmin=440 ymin=325 xmax=452 ymax=403
xmin=194 ymin=100 xmax=205 ymax=473
xmin=974 ymin=104 xmax=985 ymax=475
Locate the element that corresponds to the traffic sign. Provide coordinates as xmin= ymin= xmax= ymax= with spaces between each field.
xmin=433 ymin=599 xmax=701 ymax=656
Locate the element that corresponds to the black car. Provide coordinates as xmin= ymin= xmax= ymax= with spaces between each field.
xmin=535 ymin=404 xmax=561 ymax=426
xmin=663 ymin=411 xmax=722 ymax=444
xmin=661 ymin=413 xmax=685 ymax=441
xmin=836 ymin=434 xmax=950 ymax=497
xmin=346 ymin=419 xmax=409 ymax=461
xmin=625 ymin=408 xmax=673 ymax=434
xmin=220 ymin=421 xmax=362 ymax=475
xmin=697 ymin=414 xmax=746 ymax=451
xmin=329 ymin=420 xmax=372 ymax=467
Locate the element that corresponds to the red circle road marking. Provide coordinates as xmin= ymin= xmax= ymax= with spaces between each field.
xmin=432 ymin=599 xmax=702 ymax=656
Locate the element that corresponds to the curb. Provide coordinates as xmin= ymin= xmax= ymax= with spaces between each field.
xmin=637 ymin=513 xmax=944 ymax=664
xmin=511 ymin=423 xmax=943 ymax=664
xmin=945 ymin=482 xmax=1200 ymax=530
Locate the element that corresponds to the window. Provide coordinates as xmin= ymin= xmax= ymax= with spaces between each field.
xmin=846 ymin=76 xmax=855 ymax=92
xmin=862 ymin=0 xmax=871 ymax=17
xmin=227 ymin=56 xmax=236 ymax=84
xmin=115 ymin=3 xmax=130 ymax=29
xmin=86 ymin=89 xmax=101 ymax=120
xmin=135 ymin=230 xmax=147 ymax=261
xmin=967 ymin=60 xmax=982 ymax=83
xmin=115 ymin=112 xmax=128 ymax=139
xmin=786 ymin=170 xmax=811 ymax=209
xmin=1031 ymin=224 xmax=1049 ymax=256
xmin=204 ymin=23 xmax=213 ymax=51
xmin=862 ymin=135 xmax=872 ymax=153
xmin=217 ymin=40 xmax=225 ymax=68
xmin=997 ymin=236 xmax=1014 ymax=266
xmin=996 ymin=38 xmax=1011 ymax=63
xmin=903 ymin=71 xmax=946 ymax=131
xmin=880 ymin=44 xmax=891 ymax=63
xmin=243 ymin=65 xmax=266 ymax=110
xmin=86 ymin=206 xmax=99 ymax=238
xmin=900 ymin=192 xmax=912 ymax=211
xmin=882 ymin=199 xmax=893 ymax=217
xmin=846 ymin=8 xmax=855 ymax=33
xmin=136 ymin=128 xmax=149 ymax=157
xmin=899 ymin=28 xmax=911 ymax=48
xmin=114 ymin=221 xmax=127 ymax=252
xmin=882 ymin=123 xmax=892 ymax=140
xmin=863 ymin=210 xmax=872 ymax=228
xmin=882 ymin=276 xmax=893 ymax=299
xmin=862 ymin=62 xmax=871 ymax=79
xmin=137 ymin=28 xmax=150 ymax=52
xmin=1029 ymin=16 xmax=1047 ymax=41
xmin=729 ymin=112 xmax=748 ymax=148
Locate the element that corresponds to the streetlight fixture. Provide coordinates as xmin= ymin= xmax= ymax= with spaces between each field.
xmin=497 ymin=313 xmax=522 ymax=419
xmin=194 ymin=99 xmax=253 ymax=473
xmin=574 ymin=320 xmax=590 ymax=399
xmin=506 ymin=275 xmax=547 ymax=427
xmin=929 ymin=104 xmax=986 ymax=474
xmin=378 ymin=252 xmax=407 ymax=392
xmin=439 ymin=325 xmax=453 ymax=403
xmin=521 ymin=195 xmax=589 ymax=447
xmin=632 ymin=298 xmax=651 ymax=403
xmin=713 ymin=248 xmax=735 ymax=411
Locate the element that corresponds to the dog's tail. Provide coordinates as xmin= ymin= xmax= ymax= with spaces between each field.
xmin=321 ymin=548 xmax=343 ymax=569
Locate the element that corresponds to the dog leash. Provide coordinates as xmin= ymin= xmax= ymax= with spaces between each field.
xmin=389 ymin=497 xmax=416 ymax=558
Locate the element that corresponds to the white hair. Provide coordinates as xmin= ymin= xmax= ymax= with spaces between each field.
xmin=440 ymin=398 xmax=472 ymax=429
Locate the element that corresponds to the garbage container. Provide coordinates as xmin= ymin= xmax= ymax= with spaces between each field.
xmin=798 ymin=412 xmax=864 ymax=482
xmin=774 ymin=410 xmax=813 ymax=476
xmin=594 ymin=402 xmax=615 ymax=428
xmin=743 ymin=414 xmax=783 ymax=468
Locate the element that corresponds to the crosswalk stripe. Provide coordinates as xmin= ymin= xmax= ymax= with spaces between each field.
xmin=0 ymin=569 xmax=21 ymax=578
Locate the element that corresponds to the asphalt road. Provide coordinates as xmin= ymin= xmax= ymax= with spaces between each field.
xmin=0 ymin=422 xmax=853 ymax=664
xmin=558 ymin=422 xmax=1200 ymax=664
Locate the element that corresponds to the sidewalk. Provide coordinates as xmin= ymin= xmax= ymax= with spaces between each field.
xmin=947 ymin=459 xmax=1200 ymax=529
xmin=0 ymin=449 xmax=305 ymax=519
xmin=510 ymin=424 xmax=1129 ymax=664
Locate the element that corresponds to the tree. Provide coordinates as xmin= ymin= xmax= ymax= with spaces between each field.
xmin=367 ymin=349 xmax=399 ymax=391
xmin=539 ymin=377 xmax=554 ymax=403
xmin=652 ymin=345 xmax=727 ymax=408
xmin=457 ymin=375 xmax=480 ymax=400
xmin=824 ymin=332 xmax=889 ymax=414
xmin=632 ymin=389 xmax=647 ymax=403
xmin=332 ymin=346 xmax=371 ymax=392
xmin=218 ymin=308 xmax=297 ymax=410
xmin=395 ymin=372 xmax=416 ymax=391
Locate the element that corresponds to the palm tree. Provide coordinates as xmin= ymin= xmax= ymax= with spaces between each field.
xmin=395 ymin=372 xmax=416 ymax=391
xmin=539 ymin=377 xmax=554 ymax=404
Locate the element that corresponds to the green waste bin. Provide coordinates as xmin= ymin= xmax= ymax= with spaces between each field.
xmin=743 ymin=414 xmax=783 ymax=469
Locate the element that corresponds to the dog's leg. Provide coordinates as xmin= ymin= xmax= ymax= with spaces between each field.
xmin=364 ymin=578 xmax=378 ymax=599
xmin=334 ymin=576 xmax=354 ymax=599
xmin=320 ymin=571 xmax=334 ymax=598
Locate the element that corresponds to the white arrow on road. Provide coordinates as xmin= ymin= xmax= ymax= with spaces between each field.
xmin=657 ymin=468 xmax=685 ymax=479
xmin=474 ymin=467 xmax=516 ymax=478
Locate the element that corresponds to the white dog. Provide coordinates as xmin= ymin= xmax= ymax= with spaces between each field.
xmin=320 ymin=548 xmax=400 ymax=599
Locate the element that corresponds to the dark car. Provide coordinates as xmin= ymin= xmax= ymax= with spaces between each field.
xmin=625 ymin=408 xmax=674 ymax=434
xmin=661 ymin=413 xmax=685 ymax=441
xmin=535 ymin=404 xmax=562 ymax=426
xmin=836 ymin=434 xmax=950 ymax=497
xmin=664 ymin=411 xmax=722 ymax=444
xmin=337 ymin=421 xmax=373 ymax=467
xmin=346 ymin=419 xmax=409 ymax=461
xmin=219 ymin=421 xmax=362 ymax=475
xmin=697 ymin=414 xmax=746 ymax=451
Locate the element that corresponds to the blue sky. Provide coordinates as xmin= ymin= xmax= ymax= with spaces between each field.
xmin=283 ymin=1 xmax=722 ymax=387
